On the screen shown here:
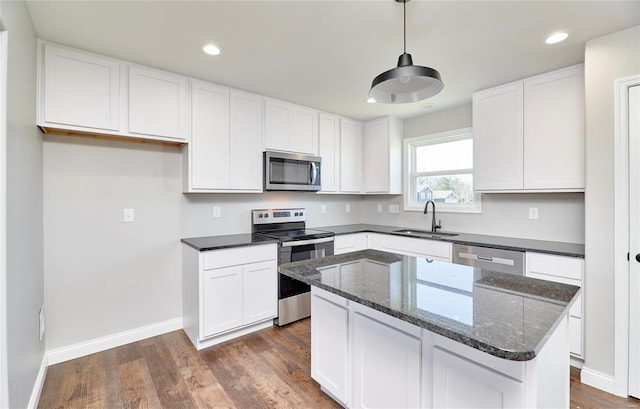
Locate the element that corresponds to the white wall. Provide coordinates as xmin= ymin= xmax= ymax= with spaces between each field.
xmin=583 ymin=25 xmax=640 ymax=380
xmin=364 ymin=104 xmax=586 ymax=244
xmin=43 ymin=137 xmax=363 ymax=351
xmin=0 ymin=1 xmax=45 ymax=407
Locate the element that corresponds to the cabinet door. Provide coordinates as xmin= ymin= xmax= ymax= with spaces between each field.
xmin=319 ymin=112 xmax=340 ymax=192
xmin=473 ymin=83 xmax=524 ymax=191
xmin=42 ymin=44 xmax=120 ymax=131
xmin=202 ymin=266 xmax=243 ymax=338
xmin=523 ymin=65 xmax=585 ymax=190
xmin=432 ymin=347 xmax=523 ymax=408
xmin=311 ymin=288 xmax=349 ymax=405
xmin=190 ymin=80 xmax=230 ymax=189
xmin=340 ymin=119 xmax=363 ymax=193
xmin=128 ymin=66 xmax=187 ymax=140
xmin=352 ymin=309 xmax=422 ymax=409
xmin=242 ymin=260 xmax=277 ymax=324
xmin=229 ymin=90 xmax=263 ymax=191
xmin=363 ymin=118 xmax=389 ymax=193
xmin=290 ymin=106 xmax=318 ymax=155
xmin=264 ymin=99 xmax=290 ymax=151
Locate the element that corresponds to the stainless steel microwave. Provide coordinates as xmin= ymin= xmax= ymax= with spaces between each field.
xmin=264 ymin=151 xmax=321 ymax=191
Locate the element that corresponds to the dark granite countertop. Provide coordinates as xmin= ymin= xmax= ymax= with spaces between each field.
xmin=181 ymin=234 xmax=278 ymax=251
xmin=279 ymin=249 xmax=580 ymax=361
xmin=314 ymin=224 xmax=585 ymax=258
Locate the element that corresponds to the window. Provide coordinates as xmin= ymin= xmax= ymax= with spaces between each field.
xmin=404 ymin=128 xmax=481 ymax=213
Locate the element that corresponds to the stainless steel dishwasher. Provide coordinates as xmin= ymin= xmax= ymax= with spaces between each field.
xmin=452 ymin=244 xmax=525 ymax=275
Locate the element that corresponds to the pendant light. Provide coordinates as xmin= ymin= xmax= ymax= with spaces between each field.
xmin=369 ymin=0 xmax=443 ymax=104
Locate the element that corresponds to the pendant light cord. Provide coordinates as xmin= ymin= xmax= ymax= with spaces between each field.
xmin=403 ymin=0 xmax=407 ymax=53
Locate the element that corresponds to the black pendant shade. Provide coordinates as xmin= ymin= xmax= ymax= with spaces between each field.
xmin=369 ymin=0 xmax=443 ymax=104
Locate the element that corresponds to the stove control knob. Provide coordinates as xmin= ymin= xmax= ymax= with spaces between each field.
xmin=258 ymin=214 xmax=263 ymax=218
xmin=264 ymin=213 xmax=269 ymax=218
xmin=294 ymin=212 xmax=299 ymax=216
xmin=300 ymin=212 xmax=304 ymax=217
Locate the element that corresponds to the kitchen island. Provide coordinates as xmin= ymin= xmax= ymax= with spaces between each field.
xmin=279 ymin=249 xmax=581 ymax=409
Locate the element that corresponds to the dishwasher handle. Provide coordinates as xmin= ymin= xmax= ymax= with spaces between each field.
xmin=452 ymin=245 xmax=525 ymax=275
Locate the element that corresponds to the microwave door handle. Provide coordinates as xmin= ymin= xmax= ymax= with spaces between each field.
xmin=310 ymin=162 xmax=317 ymax=184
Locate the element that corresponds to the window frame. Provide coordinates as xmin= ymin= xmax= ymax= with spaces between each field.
xmin=403 ymin=127 xmax=482 ymax=213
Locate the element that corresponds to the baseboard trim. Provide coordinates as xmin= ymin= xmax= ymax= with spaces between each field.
xmin=47 ymin=317 xmax=183 ymax=365
xmin=581 ymin=366 xmax=616 ymax=394
xmin=27 ymin=354 xmax=48 ymax=409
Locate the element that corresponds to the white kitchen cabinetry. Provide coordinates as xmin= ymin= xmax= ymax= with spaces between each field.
xmin=431 ymin=345 xmax=524 ymax=408
xmin=38 ymin=42 xmax=121 ymax=132
xmin=363 ymin=117 xmax=403 ymax=194
xmin=318 ymin=112 xmax=341 ymax=193
xmin=311 ymin=288 xmax=350 ymax=406
xmin=182 ymin=243 xmax=277 ymax=350
xmin=184 ymin=81 xmax=263 ymax=193
xmin=264 ymin=98 xmax=318 ymax=155
xmin=473 ymin=64 xmax=584 ymax=192
xmin=340 ymin=118 xmax=364 ymax=193
xmin=334 ymin=233 xmax=368 ymax=255
xmin=128 ymin=66 xmax=188 ymax=140
xmin=352 ymin=303 xmax=422 ymax=409
xmin=526 ymin=252 xmax=584 ymax=360
xmin=369 ymin=233 xmax=452 ymax=262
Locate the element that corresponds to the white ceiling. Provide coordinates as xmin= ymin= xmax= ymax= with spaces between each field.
xmin=26 ymin=0 xmax=640 ymax=121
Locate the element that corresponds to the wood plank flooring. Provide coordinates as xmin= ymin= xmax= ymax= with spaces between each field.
xmin=38 ymin=319 xmax=640 ymax=408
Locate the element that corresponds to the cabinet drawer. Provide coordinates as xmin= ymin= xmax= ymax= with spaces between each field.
xmin=202 ymin=244 xmax=276 ymax=270
xmin=334 ymin=233 xmax=367 ymax=255
xmin=376 ymin=235 xmax=452 ymax=261
xmin=526 ymin=252 xmax=583 ymax=281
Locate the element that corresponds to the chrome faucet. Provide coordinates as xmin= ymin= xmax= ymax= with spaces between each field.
xmin=423 ymin=200 xmax=442 ymax=233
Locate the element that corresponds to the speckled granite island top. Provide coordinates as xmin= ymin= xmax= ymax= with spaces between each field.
xmin=279 ymin=249 xmax=580 ymax=361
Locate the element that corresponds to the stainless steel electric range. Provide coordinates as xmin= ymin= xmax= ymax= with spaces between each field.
xmin=252 ymin=208 xmax=334 ymax=326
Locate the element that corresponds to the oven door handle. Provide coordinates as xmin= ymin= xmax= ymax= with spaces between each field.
xmin=281 ymin=237 xmax=334 ymax=247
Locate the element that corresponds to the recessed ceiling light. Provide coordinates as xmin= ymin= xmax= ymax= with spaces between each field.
xmin=366 ymin=97 xmax=376 ymax=104
xmin=545 ymin=31 xmax=569 ymax=45
xmin=202 ymin=44 xmax=221 ymax=56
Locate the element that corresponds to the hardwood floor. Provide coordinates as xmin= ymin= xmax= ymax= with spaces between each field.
xmin=38 ymin=319 xmax=639 ymax=409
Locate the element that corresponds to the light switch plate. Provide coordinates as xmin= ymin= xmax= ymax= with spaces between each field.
xmin=388 ymin=204 xmax=400 ymax=213
xmin=213 ymin=206 xmax=221 ymax=218
xmin=346 ymin=204 xmax=351 ymax=213
xmin=320 ymin=204 xmax=327 ymax=214
xmin=123 ymin=208 xmax=134 ymax=222
xmin=377 ymin=204 xmax=382 ymax=213
xmin=529 ymin=207 xmax=539 ymax=220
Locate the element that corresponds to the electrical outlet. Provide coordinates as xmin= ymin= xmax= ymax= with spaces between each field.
xmin=529 ymin=207 xmax=539 ymax=220
xmin=213 ymin=206 xmax=221 ymax=218
xmin=39 ymin=305 xmax=45 ymax=342
xmin=123 ymin=208 xmax=134 ymax=222
xmin=377 ymin=204 xmax=382 ymax=213
xmin=389 ymin=204 xmax=400 ymax=213
xmin=320 ymin=204 xmax=327 ymax=214
xmin=346 ymin=204 xmax=351 ymax=213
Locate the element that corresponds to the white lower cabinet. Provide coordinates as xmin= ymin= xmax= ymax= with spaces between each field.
xmin=526 ymin=252 xmax=584 ymax=360
xmin=352 ymin=304 xmax=422 ymax=409
xmin=311 ymin=289 xmax=350 ymax=405
xmin=334 ymin=233 xmax=368 ymax=255
xmin=432 ymin=347 xmax=523 ymax=408
xmin=183 ymin=243 xmax=277 ymax=350
xmin=368 ymin=233 xmax=452 ymax=262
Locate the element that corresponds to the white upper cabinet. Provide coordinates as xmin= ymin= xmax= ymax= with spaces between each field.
xmin=339 ymin=118 xmax=363 ymax=193
xmin=523 ymin=66 xmax=585 ymax=190
xmin=363 ymin=116 xmax=402 ymax=194
xmin=184 ymin=81 xmax=263 ymax=193
xmin=39 ymin=42 xmax=121 ymax=132
xmin=473 ymin=83 xmax=524 ymax=191
xmin=318 ymin=112 xmax=341 ymax=193
xmin=187 ymin=80 xmax=230 ymax=190
xmin=229 ymin=90 xmax=264 ymax=191
xmin=473 ymin=64 xmax=585 ymax=192
xmin=264 ymin=98 xmax=318 ymax=155
xmin=128 ymin=66 xmax=188 ymax=141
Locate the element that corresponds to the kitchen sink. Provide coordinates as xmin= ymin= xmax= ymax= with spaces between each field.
xmin=392 ymin=229 xmax=459 ymax=238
